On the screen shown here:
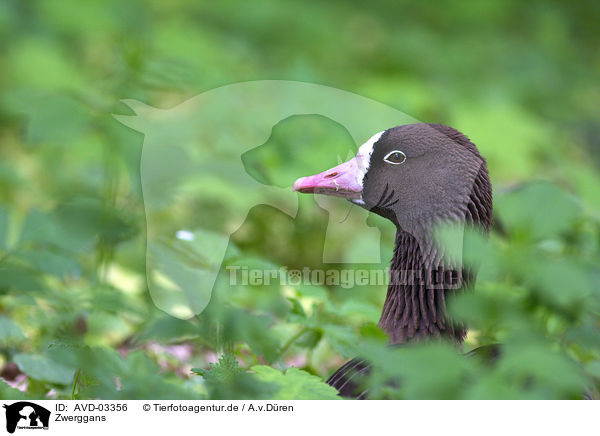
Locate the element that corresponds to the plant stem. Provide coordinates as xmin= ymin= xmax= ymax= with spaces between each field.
xmin=71 ymin=369 xmax=81 ymax=400
xmin=277 ymin=327 xmax=310 ymax=360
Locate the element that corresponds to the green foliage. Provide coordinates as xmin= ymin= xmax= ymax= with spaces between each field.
xmin=192 ymin=352 xmax=277 ymax=399
xmin=14 ymin=353 xmax=74 ymax=385
xmin=251 ymin=366 xmax=340 ymax=400
xmin=0 ymin=317 xmax=25 ymax=346
xmin=0 ymin=0 xmax=599 ymax=400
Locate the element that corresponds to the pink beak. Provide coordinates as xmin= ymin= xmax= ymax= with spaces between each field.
xmin=293 ymin=157 xmax=364 ymax=200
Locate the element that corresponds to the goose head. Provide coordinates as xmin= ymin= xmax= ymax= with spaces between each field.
xmin=293 ymin=123 xmax=492 ymax=236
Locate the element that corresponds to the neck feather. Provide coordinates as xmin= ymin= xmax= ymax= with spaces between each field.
xmin=378 ymin=230 xmax=467 ymax=343
xmin=378 ymin=163 xmax=492 ymax=344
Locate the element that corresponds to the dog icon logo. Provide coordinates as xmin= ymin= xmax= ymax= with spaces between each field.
xmin=3 ymin=402 xmax=50 ymax=433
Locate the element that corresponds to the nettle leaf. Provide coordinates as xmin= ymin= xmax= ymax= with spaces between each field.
xmin=251 ymin=365 xmax=339 ymax=400
xmin=497 ymin=182 xmax=582 ymax=240
xmin=193 ymin=352 xmax=243 ymax=380
xmin=523 ymin=257 xmax=591 ymax=310
xmin=362 ymin=342 xmax=473 ymax=400
xmin=0 ymin=316 xmax=26 ymax=345
xmin=14 ymin=353 xmax=75 ymax=385
xmin=194 ymin=353 xmax=277 ymax=400
xmin=496 ymin=342 xmax=586 ymax=398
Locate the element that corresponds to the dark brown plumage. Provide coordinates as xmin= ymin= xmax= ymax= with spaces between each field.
xmin=294 ymin=123 xmax=493 ymax=398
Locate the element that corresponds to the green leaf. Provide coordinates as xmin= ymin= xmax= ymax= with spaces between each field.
xmin=338 ymin=300 xmax=381 ymax=323
xmin=140 ymin=316 xmax=200 ymax=342
xmin=220 ymin=308 xmax=280 ymax=362
xmin=321 ymin=324 xmax=360 ymax=358
xmin=18 ymin=249 xmax=81 ymax=277
xmin=14 ymin=353 xmax=75 ymax=385
xmin=0 ymin=263 xmax=44 ymax=293
xmin=0 ymin=379 xmax=29 ymax=400
xmin=295 ymin=328 xmax=323 ymax=349
xmin=362 ymin=342 xmax=473 ymax=399
xmin=497 ymin=182 xmax=582 ymax=240
xmin=0 ymin=316 xmax=25 ymax=345
xmin=195 ymin=353 xmax=276 ymax=400
xmin=251 ymin=366 xmax=339 ymax=400
xmin=287 ymin=297 xmax=306 ymax=318
xmin=193 ymin=352 xmax=243 ymax=380
xmin=496 ymin=342 xmax=586 ymax=398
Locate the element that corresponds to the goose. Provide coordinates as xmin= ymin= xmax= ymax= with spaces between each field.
xmin=293 ymin=123 xmax=493 ymax=397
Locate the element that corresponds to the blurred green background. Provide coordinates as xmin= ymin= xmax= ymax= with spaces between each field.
xmin=0 ymin=0 xmax=599 ymax=399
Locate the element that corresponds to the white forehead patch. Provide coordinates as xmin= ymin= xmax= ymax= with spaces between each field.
xmin=358 ymin=131 xmax=384 ymax=159
xmin=355 ymin=130 xmax=385 ymax=186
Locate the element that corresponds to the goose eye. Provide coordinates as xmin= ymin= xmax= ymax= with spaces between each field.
xmin=383 ymin=150 xmax=406 ymax=165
